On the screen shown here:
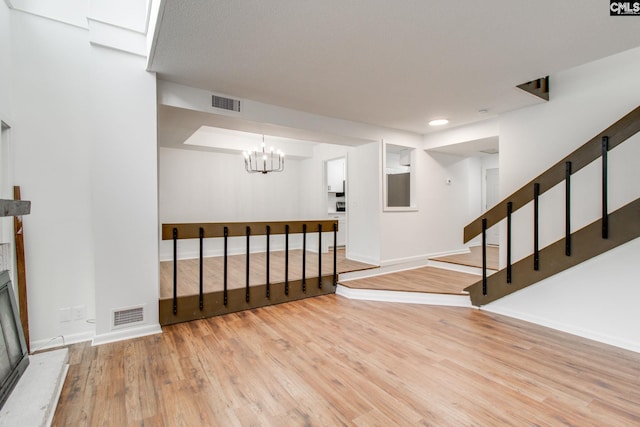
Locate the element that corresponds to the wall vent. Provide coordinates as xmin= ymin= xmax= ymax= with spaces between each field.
xmin=112 ymin=306 xmax=144 ymax=329
xmin=212 ymin=95 xmax=241 ymax=112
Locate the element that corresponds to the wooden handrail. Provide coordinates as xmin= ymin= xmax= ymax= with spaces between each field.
xmin=162 ymin=220 xmax=338 ymax=240
xmin=464 ymin=105 xmax=640 ymax=243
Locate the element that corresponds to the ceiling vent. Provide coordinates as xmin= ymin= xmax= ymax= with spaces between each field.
xmin=212 ymin=94 xmax=241 ymax=112
xmin=112 ymin=305 xmax=144 ymax=329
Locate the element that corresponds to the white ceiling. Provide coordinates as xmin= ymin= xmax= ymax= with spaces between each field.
xmin=148 ymin=1 xmax=640 ymax=135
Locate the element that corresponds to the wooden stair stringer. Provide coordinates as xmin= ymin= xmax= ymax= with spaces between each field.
xmin=465 ymin=197 xmax=640 ymax=306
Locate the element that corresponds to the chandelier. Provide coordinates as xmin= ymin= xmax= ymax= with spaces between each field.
xmin=243 ymin=136 xmax=285 ymax=174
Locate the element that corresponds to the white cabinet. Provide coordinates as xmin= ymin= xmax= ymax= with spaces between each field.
xmin=327 ymin=158 xmax=345 ymax=193
xmin=331 ymin=214 xmax=346 ymax=247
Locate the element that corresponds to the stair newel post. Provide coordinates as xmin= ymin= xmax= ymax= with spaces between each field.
xmin=482 ymin=218 xmax=487 ymax=296
xmin=506 ymin=202 xmax=512 ymax=284
xmin=246 ymin=226 xmax=251 ymax=303
xmin=602 ymin=136 xmax=609 ymax=239
xmin=565 ymin=162 xmax=572 ymax=256
xmin=199 ymin=227 xmax=204 ymax=310
xmin=534 ymin=183 xmax=540 ymax=271
xmin=173 ymin=227 xmax=178 ymax=315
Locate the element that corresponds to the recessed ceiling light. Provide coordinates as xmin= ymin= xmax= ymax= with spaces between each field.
xmin=429 ymin=119 xmax=449 ymax=126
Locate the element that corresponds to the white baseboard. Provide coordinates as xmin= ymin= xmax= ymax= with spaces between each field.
xmin=379 ymin=247 xmax=469 ymax=267
xmin=30 ymin=330 xmax=95 ymax=353
xmin=336 ymin=285 xmax=473 ymax=307
xmin=339 ymin=259 xmax=430 ymax=282
xmin=92 ymin=323 xmax=162 ymax=347
xmin=482 ymin=305 xmax=640 ymax=354
xmin=344 ymin=252 xmax=379 ymax=266
xmin=425 ymin=259 xmax=497 ymax=276
xmin=379 ymin=254 xmax=431 ymax=267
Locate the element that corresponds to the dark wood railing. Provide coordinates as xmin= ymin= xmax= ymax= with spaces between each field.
xmin=464 ymin=106 xmax=640 ymax=306
xmin=160 ymin=220 xmax=339 ymax=325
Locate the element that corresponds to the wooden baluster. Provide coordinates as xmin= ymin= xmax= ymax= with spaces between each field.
xmin=534 ymin=183 xmax=540 ymax=271
xmin=482 ymin=218 xmax=487 ymax=295
xmin=565 ymin=162 xmax=572 ymax=256
xmin=602 ymin=136 xmax=609 ymax=239
xmin=318 ymin=224 xmax=322 ymax=289
xmin=173 ymin=227 xmax=178 ymax=314
xmin=199 ymin=227 xmax=204 ymax=310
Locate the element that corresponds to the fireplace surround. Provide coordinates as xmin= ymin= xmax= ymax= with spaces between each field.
xmin=0 ymin=270 xmax=29 ymax=409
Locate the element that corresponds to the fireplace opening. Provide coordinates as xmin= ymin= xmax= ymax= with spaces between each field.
xmin=0 ymin=270 xmax=29 ymax=409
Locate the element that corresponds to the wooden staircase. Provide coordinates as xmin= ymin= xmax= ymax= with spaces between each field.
xmin=463 ymin=106 xmax=640 ymax=306
xmin=465 ymin=197 xmax=640 ymax=306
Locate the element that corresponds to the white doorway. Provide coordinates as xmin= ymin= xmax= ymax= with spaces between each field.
xmin=484 ymin=167 xmax=499 ymax=245
xmin=325 ymin=157 xmax=347 ymax=250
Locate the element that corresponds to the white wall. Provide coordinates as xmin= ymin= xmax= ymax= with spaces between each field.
xmin=423 ymin=118 xmax=499 ymax=150
xmin=487 ymin=238 xmax=640 ymax=352
xmin=379 ymin=141 xmax=482 ymax=264
xmin=159 ymin=147 xmax=306 ymax=260
xmin=11 ymin=11 xmax=96 ymax=347
xmin=465 ymin=156 xmax=483 ymax=246
xmin=0 ymin=1 xmax=16 ymax=286
xmin=347 ymin=142 xmax=380 ymax=264
xmin=0 ymin=1 xmax=10 ymax=120
xmin=160 ymin=148 xmax=303 ymax=224
xmin=485 ymin=46 xmax=640 ymax=352
xmin=159 ymin=142 xmax=377 ymax=262
xmin=89 ymin=44 xmax=158 ymax=344
xmin=9 ymin=5 xmax=159 ymax=347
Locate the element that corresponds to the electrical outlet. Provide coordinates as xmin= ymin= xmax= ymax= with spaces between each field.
xmin=72 ymin=305 xmax=85 ymax=321
xmin=59 ymin=307 xmax=71 ymax=323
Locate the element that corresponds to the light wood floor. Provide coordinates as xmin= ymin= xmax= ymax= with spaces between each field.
xmin=160 ymin=248 xmax=376 ymax=299
xmin=52 ymin=296 xmax=640 ymax=426
xmin=431 ymin=245 xmax=499 ymax=270
xmin=340 ymin=266 xmax=478 ymax=294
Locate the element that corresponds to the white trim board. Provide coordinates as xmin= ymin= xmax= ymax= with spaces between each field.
xmin=426 ymin=259 xmax=495 ymax=276
xmin=343 ymin=252 xmax=379 ymax=267
xmin=340 ymin=247 xmax=473 ymax=282
xmin=339 ymin=259 xmax=430 ymax=282
xmin=92 ymin=323 xmax=162 ymax=347
xmin=379 ymin=247 xmax=469 ymax=267
xmin=30 ymin=330 xmax=95 ymax=353
xmin=336 ymin=285 xmax=473 ymax=308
